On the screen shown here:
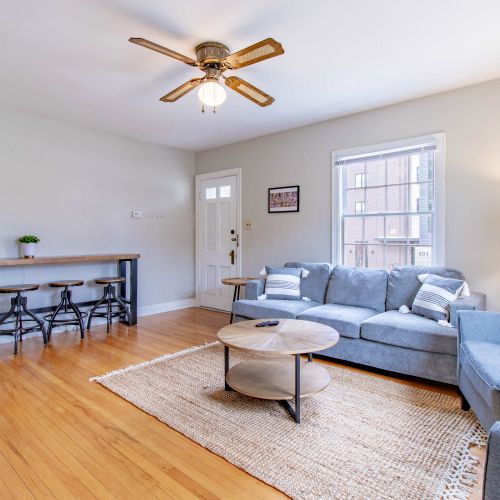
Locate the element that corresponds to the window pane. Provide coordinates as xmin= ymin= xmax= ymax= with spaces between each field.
xmin=366 ymin=245 xmax=385 ymax=269
xmin=343 ymin=217 xmax=363 ymax=244
xmin=364 ymin=187 xmax=385 ymax=213
xmin=205 ymin=187 xmax=217 ymax=199
xmin=409 ymin=214 xmax=433 ymax=245
xmin=365 ymin=159 xmax=385 ymax=187
xmin=364 ymin=216 xmax=385 ymax=245
xmin=343 ymin=244 xmax=357 ymax=266
xmin=355 ymin=173 xmax=366 ymax=188
xmin=386 ymin=156 xmax=408 ymax=185
xmin=220 ymin=185 xmax=231 ymax=198
xmin=411 ymin=245 xmax=432 ymax=266
xmin=386 ymin=184 xmax=408 ymax=212
xmin=410 ymin=182 xmax=433 ymax=212
xmin=345 ymin=162 xmax=365 ymax=189
xmin=385 ymin=214 xmax=408 ymax=241
xmin=409 ymin=153 xmax=434 ymax=182
xmin=385 ymin=245 xmax=410 ymax=269
xmin=345 ymin=188 xmax=365 ymax=214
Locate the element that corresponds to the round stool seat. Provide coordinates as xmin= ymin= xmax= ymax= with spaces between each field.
xmin=95 ymin=277 xmax=125 ymax=285
xmin=48 ymin=280 xmax=84 ymax=288
xmin=0 ymin=284 xmax=40 ymax=293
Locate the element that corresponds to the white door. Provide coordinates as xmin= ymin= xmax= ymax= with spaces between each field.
xmin=199 ymin=175 xmax=239 ymax=310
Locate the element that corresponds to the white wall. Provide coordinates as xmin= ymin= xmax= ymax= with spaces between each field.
xmin=0 ymin=108 xmax=195 ymax=312
xmin=196 ymin=78 xmax=500 ymax=310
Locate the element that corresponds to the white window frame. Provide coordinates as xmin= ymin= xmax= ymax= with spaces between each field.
xmin=332 ymin=133 xmax=446 ymax=267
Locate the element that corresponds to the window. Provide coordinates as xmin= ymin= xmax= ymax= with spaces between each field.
xmin=355 ymin=173 xmax=366 ymax=188
xmin=333 ymin=135 xmax=444 ymax=269
xmin=205 ymin=187 xmax=217 ymax=199
xmin=355 ymin=201 xmax=366 ymax=214
xmin=219 ymin=185 xmax=231 ymax=198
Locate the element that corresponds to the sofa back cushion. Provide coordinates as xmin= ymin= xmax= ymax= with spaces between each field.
xmin=284 ymin=262 xmax=333 ymax=303
xmin=386 ymin=266 xmax=465 ymax=311
xmin=326 ymin=265 xmax=388 ymax=313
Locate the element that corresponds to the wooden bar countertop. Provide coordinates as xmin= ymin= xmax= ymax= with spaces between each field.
xmin=0 ymin=254 xmax=141 ymax=267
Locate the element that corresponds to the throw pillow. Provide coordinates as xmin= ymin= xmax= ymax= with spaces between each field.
xmin=263 ymin=266 xmax=303 ymax=300
xmin=411 ymin=274 xmax=465 ymax=322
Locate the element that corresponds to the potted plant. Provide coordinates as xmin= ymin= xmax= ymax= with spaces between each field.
xmin=18 ymin=235 xmax=40 ymax=258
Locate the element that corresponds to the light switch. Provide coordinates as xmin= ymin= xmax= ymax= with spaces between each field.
xmin=132 ymin=210 xmax=143 ymax=219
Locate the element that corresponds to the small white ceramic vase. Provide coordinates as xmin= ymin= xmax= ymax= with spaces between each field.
xmin=20 ymin=242 xmax=37 ymax=259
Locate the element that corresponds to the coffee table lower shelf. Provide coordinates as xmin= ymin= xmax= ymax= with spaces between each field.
xmin=225 ymin=357 xmax=331 ymax=423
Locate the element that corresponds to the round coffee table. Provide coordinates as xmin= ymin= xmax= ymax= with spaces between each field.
xmin=217 ymin=319 xmax=339 ymax=423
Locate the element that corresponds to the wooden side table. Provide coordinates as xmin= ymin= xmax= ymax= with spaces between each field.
xmin=221 ymin=277 xmax=260 ymax=324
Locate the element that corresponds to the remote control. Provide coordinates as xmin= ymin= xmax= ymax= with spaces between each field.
xmin=255 ymin=320 xmax=279 ymax=327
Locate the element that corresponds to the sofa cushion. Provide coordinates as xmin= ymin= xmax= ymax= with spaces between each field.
xmin=386 ymin=266 xmax=465 ymax=311
xmin=360 ymin=310 xmax=458 ymax=355
xmin=233 ymin=299 xmax=320 ymax=320
xmin=326 ymin=265 xmax=388 ymax=313
xmin=460 ymin=341 xmax=500 ymax=412
xmin=264 ymin=266 xmax=302 ymax=300
xmin=297 ymin=304 xmax=379 ymax=339
xmin=285 ymin=262 xmax=332 ymax=303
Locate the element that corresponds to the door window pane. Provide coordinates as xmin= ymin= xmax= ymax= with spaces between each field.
xmin=205 ymin=187 xmax=217 ymax=199
xmin=220 ymin=185 xmax=231 ymax=198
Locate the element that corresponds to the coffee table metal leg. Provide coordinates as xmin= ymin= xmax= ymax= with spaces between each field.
xmin=279 ymin=354 xmax=301 ymax=423
xmin=308 ymin=352 xmax=313 ymax=362
xmin=224 ymin=345 xmax=233 ymax=391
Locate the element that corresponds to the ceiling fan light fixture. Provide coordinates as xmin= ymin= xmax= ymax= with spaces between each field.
xmin=198 ymin=81 xmax=227 ymax=108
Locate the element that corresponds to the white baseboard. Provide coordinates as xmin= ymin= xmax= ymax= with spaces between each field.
xmin=138 ymin=298 xmax=199 ymax=317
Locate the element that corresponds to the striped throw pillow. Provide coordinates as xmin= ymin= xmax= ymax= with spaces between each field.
xmin=264 ymin=266 xmax=302 ymax=300
xmin=411 ymin=274 xmax=465 ymax=322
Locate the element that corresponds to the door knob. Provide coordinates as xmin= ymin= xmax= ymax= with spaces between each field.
xmin=229 ymin=249 xmax=235 ymax=265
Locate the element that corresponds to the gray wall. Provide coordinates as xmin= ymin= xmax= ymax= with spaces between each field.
xmin=196 ymin=78 xmax=500 ymax=310
xmin=0 ymin=108 xmax=195 ymax=311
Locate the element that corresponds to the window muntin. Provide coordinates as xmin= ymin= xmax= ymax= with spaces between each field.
xmin=337 ymin=145 xmax=436 ymax=270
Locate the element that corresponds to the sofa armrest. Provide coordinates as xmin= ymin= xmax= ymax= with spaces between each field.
xmin=484 ymin=421 xmax=500 ymax=500
xmin=458 ymin=311 xmax=500 ymax=345
xmin=450 ymin=292 xmax=486 ymax=326
xmin=244 ymin=279 xmax=265 ymax=300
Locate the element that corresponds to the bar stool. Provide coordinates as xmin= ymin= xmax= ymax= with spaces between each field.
xmin=87 ymin=277 xmax=130 ymax=333
xmin=45 ymin=280 xmax=87 ymax=340
xmin=0 ymin=284 xmax=47 ymax=355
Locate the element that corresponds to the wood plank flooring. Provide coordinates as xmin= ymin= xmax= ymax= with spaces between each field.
xmin=0 ymin=307 xmax=485 ymax=499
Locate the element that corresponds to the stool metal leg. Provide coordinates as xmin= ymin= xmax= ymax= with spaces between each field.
xmin=20 ymin=297 xmax=47 ymax=345
xmin=66 ymin=289 xmax=85 ymax=339
xmin=48 ymin=294 xmax=65 ymax=340
xmin=87 ymin=288 xmax=108 ymax=330
xmin=111 ymin=285 xmax=130 ymax=325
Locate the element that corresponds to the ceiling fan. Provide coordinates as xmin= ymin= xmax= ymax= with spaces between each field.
xmin=129 ymin=37 xmax=284 ymax=112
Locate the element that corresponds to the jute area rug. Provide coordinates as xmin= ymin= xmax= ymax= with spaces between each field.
xmin=91 ymin=342 xmax=486 ymax=499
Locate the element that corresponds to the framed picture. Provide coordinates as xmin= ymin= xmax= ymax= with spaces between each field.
xmin=268 ymin=185 xmax=300 ymax=213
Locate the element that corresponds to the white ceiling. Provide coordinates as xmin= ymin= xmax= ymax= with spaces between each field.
xmin=1 ymin=0 xmax=500 ymax=151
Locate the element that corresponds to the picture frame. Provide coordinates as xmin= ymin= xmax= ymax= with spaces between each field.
xmin=268 ymin=185 xmax=300 ymax=213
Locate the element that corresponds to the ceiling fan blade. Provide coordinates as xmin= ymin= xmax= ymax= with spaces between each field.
xmin=160 ymin=78 xmax=204 ymax=102
xmin=129 ymin=38 xmax=197 ymax=66
xmin=225 ymin=77 xmax=274 ymax=107
xmin=223 ymin=38 xmax=284 ymax=69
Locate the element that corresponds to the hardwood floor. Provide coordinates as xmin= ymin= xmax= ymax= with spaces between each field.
xmin=0 ymin=307 xmax=484 ymax=499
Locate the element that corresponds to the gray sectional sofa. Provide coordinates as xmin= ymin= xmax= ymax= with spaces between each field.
xmin=233 ymin=262 xmax=486 ymax=385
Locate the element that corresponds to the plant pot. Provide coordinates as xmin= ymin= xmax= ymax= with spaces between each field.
xmin=20 ymin=242 xmax=37 ymax=259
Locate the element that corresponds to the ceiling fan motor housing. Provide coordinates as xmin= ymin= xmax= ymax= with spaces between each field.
xmin=195 ymin=42 xmax=230 ymax=68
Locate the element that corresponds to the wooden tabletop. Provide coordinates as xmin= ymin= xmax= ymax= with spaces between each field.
xmin=217 ymin=319 xmax=339 ymax=355
xmin=221 ymin=277 xmax=260 ymax=286
xmin=0 ymin=253 xmax=140 ymax=267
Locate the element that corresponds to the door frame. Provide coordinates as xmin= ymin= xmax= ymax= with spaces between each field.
xmin=195 ymin=168 xmax=242 ymax=306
